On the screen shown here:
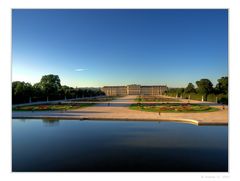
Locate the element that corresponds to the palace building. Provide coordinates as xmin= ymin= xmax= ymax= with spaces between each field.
xmin=101 ymin=84 xmax=168 ymax=96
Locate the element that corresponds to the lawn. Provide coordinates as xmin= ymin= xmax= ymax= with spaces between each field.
xmin=129 ymin=103 xmax=219 ymax=113
xmin=71 ymin=96 xmax=118 ymax=102
xmin=135 ymin=95 xmax=179 ymax=102
xmin=13 ymin=103 xmax=95 ymax=111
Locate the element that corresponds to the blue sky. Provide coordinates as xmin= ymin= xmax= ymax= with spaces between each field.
xmin=12 ymin=9 xmax=228 ymax=88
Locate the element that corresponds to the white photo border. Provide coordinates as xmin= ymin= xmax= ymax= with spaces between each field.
xmin=1 ymin=0 xmax=240 ymax=181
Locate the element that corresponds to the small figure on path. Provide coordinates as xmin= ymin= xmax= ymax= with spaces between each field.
xmin=158 ymin=108 xmax=161 ymax=116
xmin=108 ymin=102 xmax=110 ymax=107
xmin=222 ymin=104 xmax=225 ymax=110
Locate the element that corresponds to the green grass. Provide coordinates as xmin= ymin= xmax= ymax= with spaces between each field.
xmin=71 ymin=96 xmax=117 ymax=102
xmin=129 ymin=103 xmax=219 ymax=113
xmin=135 ymin=96 xmax=179 ymax=102
xmin=13 ymin=103 xmax=95 ymax=111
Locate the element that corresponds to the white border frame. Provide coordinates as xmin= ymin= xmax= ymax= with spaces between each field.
xmin=1 ymin=0 xmax=240 ymax=181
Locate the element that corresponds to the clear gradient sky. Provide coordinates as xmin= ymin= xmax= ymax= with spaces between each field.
xmin=12 ymin=9 xmax=228 ymax=88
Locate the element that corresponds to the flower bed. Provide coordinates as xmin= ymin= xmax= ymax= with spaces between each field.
xmin=130 ymin=103 xmax=219 ymax=113
xmin=13 ymin=103 xmax=94 ymax=111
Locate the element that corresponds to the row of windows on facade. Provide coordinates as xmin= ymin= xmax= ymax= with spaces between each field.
xmin=101 ymin=85 xmax=168 ymax=96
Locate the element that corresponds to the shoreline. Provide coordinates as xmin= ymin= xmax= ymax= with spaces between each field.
xmin=12 ymin=115 xmax=228 ymax=126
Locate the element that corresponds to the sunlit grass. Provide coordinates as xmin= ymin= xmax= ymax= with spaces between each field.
xmin=135 ymin=95 xmax=179 ymax=102
xmin=13 ymin=103 xmax=95 ymax=111
xmin=71 ymin=96 xmax=118 ymax=102
xmin=129 ymin=103 xmax=219 ymax=113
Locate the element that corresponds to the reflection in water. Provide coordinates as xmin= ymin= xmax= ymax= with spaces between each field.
xmin=12 ymin=119 xmax=228 ymax=172
xmin=42 ymin=119 xmax=60 ymax=127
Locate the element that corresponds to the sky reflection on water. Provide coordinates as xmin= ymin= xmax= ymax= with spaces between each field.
xmin=12 ymin=119 xmax=228 ymax=172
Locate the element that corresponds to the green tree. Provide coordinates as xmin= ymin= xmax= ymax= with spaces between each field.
xmin=177 ymin=88 xmax=184 ymax=97
xmin=12 ymin=81 xmax=33 ymax=104
xmin=215 ymin=76 xmax=228 ymax=94
xmin=184 ymin=83 xmax=196 ymax=94
xmin=32 ymin=83 xmax=43 ymax=97
xmin=75 ymin=88 xmax=83 ymax=97
xmin=60 ymin=85 xmax=71 ymax=98
xmin=196 ymin=79 xmax=213 ymax=101
xmin=39 ymin=74 xmax=61 ymax=98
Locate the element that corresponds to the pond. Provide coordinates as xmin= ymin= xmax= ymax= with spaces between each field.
xmin=12 ymin=119 xmax=228 ymax=172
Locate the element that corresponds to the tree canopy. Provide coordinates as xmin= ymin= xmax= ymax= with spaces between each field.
xmin=196 ymin=79 xmax=213 ymax=100
xmin=12 ymin=81 xmax=33 ymax=103
xmin=39 ymin=74 xmax=61 ymax=96
xmin=184 ymin=83 xmax=196 ymax=94
xmin=165 ymin=76 xmax=227 ymax=104
xmin=215 ymin=76 xmax=228 ymax=94
xmin=12 ymin=74 xmax=105 ymax=104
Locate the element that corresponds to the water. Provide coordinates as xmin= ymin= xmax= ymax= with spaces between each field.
xmin=12 ymin=119 xmax=228 ymax=172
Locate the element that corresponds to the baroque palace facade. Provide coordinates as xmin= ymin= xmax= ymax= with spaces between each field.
xmin=101 ymin=84 xmax=168 ymax=96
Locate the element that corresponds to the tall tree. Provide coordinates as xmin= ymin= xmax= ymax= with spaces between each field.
xmin=12 ymin=81 xmax=33 ymax=103
xmin=177 ymin=88 xmax=185 ymax=96
xmin=184 ymin=83 xmax=196 ymax=94
xmin=39 ymin=74 xmax=61 ymax=97
xmin=196 ymin=79 xmax=213 ymax=101
xmin=60 ymin=85 xmax=71 ymax=98
xmin=32 ymin=83 xmax=43 ymax=97
xmin=215 ymin=76 xmax=228 ymax=94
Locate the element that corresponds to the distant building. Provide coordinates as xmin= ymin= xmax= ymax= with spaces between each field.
xmin=101 ymin=84 xmax=168 ymax=96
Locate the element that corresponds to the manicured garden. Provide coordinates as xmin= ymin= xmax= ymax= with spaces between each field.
xmin=71 ymin=96 xmax=118 ymax=102
xmin=129 ymin=103 xmax=220 ymax=113
xmin=13 ymin=102 xmax=95 ymax=111
xmin=135 ymin=95 xmax=179 ymax=102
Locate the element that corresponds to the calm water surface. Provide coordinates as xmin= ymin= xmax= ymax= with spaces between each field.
xmin=12 ymin=119 xmax=228 ymax=172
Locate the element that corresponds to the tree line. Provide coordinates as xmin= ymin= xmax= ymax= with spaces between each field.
xmin=166 ymin=76 xmax=228 ymax=104
xmin=12 ymin=74 xmax=105 ymax=104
